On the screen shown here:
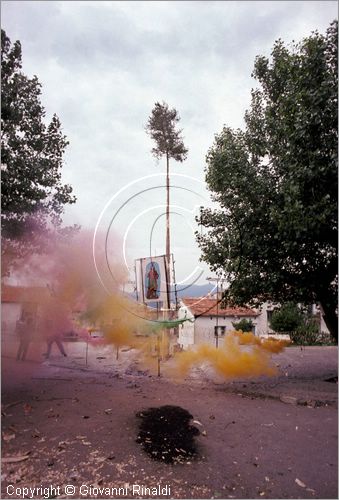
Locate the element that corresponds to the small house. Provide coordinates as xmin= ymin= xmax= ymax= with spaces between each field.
xmin=1 ymin=285 xmax=49 ymax=334
xmin=177 ymin=297 xmax=259 ymax=349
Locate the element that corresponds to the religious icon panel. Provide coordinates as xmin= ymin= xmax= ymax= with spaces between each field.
xmin=135 ymin=255 xmax=171 ymax=309
xmin=145 ymin=260 xmax=160 ymax=299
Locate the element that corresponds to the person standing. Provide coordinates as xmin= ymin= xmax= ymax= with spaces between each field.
xmin=16 ymin=313 xmax=34 ymax=361
xmin=44 ymin=331 xmax=67 ymax=358
xmin=40 ymin=292 xmax=70 ymax=359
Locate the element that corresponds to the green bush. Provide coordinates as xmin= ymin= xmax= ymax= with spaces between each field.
xmin=270 ymin=303 xmax=304 ymax=332
xmin=269 ymin=303 xmax=335 ymax=345
xmin=290 ymin=319 xmax=320 ymax=345
xmin=232 ymin=318 xmax=254 ymax=332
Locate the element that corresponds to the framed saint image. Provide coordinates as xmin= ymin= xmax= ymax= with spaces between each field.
xmin=135 ymin=255 xmax=171 ymax=309
xmin=145 ymin=260 xmax=161 ymax=300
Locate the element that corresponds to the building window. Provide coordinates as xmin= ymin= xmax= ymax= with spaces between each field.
xmin=267 ymin=310 xmax=273 ymax=324
xmin=306 ymin=304 xmax=313 ymax=316
xmin=214 ymin=325 xmax=226 ymax=337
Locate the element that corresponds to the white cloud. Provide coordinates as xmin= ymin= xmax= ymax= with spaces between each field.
xmin=2 ymin=0 xmax=337 ymax=281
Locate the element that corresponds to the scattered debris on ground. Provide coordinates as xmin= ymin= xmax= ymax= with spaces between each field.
xmin=136 ymin=405 xmax=200 ymax=463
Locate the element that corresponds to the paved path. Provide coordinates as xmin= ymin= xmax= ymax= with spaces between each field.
xmin=1 ymin=346 xmax=337 ymax=499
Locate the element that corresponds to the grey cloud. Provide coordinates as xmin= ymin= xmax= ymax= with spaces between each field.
xmin=0 ymin=2 xmax=305 ymax=74
xmin=1 ymin=0 xmax=337 ymax=237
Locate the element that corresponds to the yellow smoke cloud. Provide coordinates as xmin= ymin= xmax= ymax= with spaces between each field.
xmin=174 ymin=331 xmax=289 ymax=379
xmin=137 ymin=329 xmax=171 ymax=374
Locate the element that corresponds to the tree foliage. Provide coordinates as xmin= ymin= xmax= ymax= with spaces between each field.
xmin=146 ymin=101 xmax=188 ymax=268
xmin=231 ymin=318 xmax=254 ymax=332
xmin=1 ymin=29 xmax=76 ymax=275
xmin=146 ymin=101 xmax=188 ymax=162
xmin=290 ymin=322 xmax=327 ymax=346
xmin=270 ymin=302 xmax=321 ymax=345
xmin=198 ymin=21 xmax=338 ymax=340
xmin=270 ymin=303 xmax=304 ymax=332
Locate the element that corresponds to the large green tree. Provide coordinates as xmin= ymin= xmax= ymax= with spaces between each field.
xmin=198 ymin=21 xmax=338 ymax=340
xmin=1 ymin=29 xmax=76 ymax=275
xmin=146 ymin=102 xmax=188 ymax=270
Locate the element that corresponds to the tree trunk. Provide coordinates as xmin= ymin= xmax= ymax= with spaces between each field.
xmin=319 ymin=300 xmax=338 ymax=342
xmin=166 ymin=152 xmax=170 ymax=272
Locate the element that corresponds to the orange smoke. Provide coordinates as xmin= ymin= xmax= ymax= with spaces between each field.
xmin=83 ymin=293 xmax=142 ymax=349
xmin=174 ymin=331 xmax=289 ymax=379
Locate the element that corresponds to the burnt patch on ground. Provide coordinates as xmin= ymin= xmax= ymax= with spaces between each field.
xmin=136 ymin=405 xmax=200 ymax=463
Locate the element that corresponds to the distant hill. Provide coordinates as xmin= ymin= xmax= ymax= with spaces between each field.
xmin=127 ymin=282 xmax=215 ymax=302
xmin=173 ymin=283 xmax=215 ymax=298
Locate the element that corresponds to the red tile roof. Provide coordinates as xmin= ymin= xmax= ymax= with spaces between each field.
xmin=1 ymin=285 xmax=49 ymax=304
xmin=181 ymin=297 xmax=258 ymax=318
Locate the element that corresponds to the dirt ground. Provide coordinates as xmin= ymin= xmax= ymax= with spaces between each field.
xmin=1 ymin=344 xmax=338 ymax=499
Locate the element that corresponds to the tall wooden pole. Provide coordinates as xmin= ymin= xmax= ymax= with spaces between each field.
xmin=166 ymin=152 xmax=170 ymax=274
xmin=216 ymin=281 xmax=219 ymax=349
xmin=166 ymin=152 xmax=171 ymax=318
xmin=157 ymin=333 xmax=161 ymax=377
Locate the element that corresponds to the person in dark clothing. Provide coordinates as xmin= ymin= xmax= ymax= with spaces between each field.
xmin=40 ymin=294 xmax=70 ymax=359
xmin=44 ymin=334 xmax=67 ymax=358
xmin=43 ymin=317 xmax=67 ymax=358
xmin=16 ymin=314 xmax=34 ymax=361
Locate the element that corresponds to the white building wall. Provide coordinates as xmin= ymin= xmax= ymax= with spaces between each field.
xmin=194 ymin=315 xmax=257 ymax=346
xmin=254 ymin=302 xmax=276 ymax=336
xmin=1 ymin=303 xmax=21 ymax=337
xmin=177 ymin=305 xmax=195 ymax=349
xmin=178 ymin=303 xmax=259 ymax=349
xmin=1 ymin=303 xmax=22 ymax=358
xmin=319 ymin=309 xmax=330 ymax=334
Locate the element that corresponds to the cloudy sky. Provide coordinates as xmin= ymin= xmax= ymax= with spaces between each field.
xmin=2 ymin=1 xmax=337 ymax=286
